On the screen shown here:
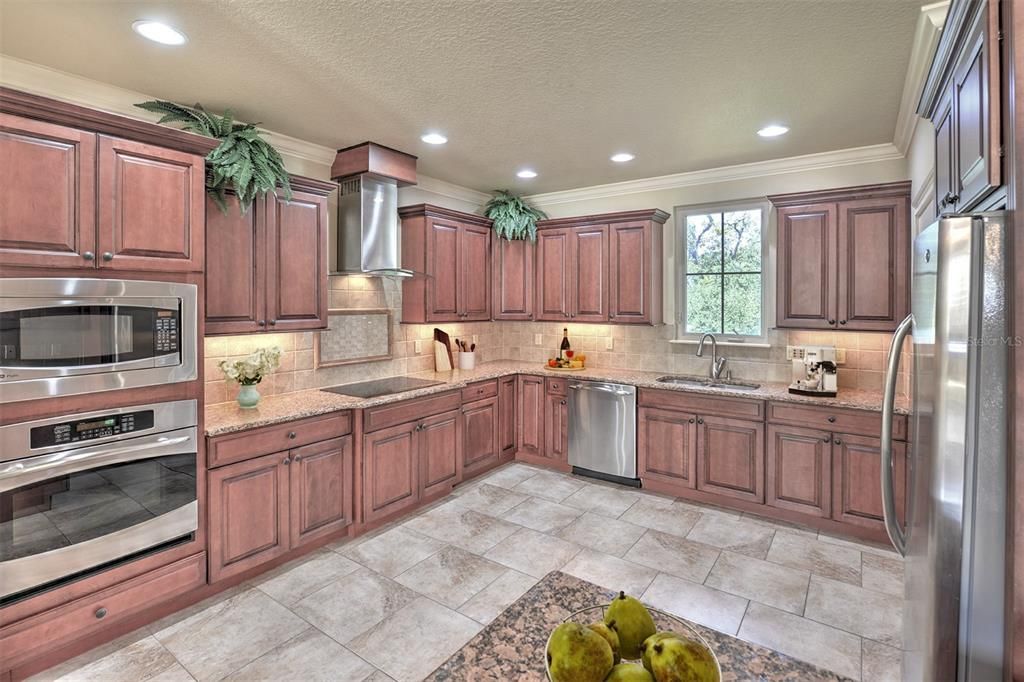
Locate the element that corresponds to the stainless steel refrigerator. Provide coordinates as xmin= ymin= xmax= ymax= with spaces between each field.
xmin=881 ymin=213 xmax=1009 ymax=681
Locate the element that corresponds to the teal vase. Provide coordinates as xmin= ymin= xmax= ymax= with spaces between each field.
xmin=236 ymin=383 xmax=261 ymax=409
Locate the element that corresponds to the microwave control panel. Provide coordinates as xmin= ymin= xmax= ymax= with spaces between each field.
xmin=154 ymin=311 xmax=179 ymax=353
xmin=30 ymin=410 xmax=156 ymax=449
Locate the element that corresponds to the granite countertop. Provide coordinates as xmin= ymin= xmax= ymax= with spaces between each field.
xmin=205 ymin=360 xmax=907 ymax=436
xmin=427 ymin=571 xmax=849 ymax=681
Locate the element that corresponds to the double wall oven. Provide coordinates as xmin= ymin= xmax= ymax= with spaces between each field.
xmin=0 ymin=278 xmax=197 ymax=403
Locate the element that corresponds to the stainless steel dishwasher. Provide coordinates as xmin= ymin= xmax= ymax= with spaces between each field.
xmin=567 ymin=380 xmax=638 ymax=486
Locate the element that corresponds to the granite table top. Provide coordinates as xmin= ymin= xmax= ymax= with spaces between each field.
xmin=206 ymin=360 xmax=907 ymax=436
xmin=427 ymin=571 xmax=850 ymax=682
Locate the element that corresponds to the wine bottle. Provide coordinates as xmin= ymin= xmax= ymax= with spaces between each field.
xmin=559 ymin=328 xmax=571 ymax=360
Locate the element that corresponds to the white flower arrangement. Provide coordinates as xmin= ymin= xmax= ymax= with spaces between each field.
xmin=219 ymin=346 xmax=282 ymax=386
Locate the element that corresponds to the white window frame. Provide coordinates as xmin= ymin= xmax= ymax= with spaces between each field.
xmin=674 ymin=200 xmax=770 ymax=344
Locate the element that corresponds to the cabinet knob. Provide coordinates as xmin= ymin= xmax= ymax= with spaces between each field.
xmin=82 ymin=251 xmax=95 ymax=261
xmin=689 ymin=418 xmax=695 ymax=424
xmin=827 ymin=416 xmax=836 ymax=423
xmin=258 ymin=320 xmax=266 ymax=327
xmin=609 ymin=313 xmax=615 ymax=319
xmin=823 ymin=436 xmax=831 ymax=442
xmin=828 ymin=319 xmax=836 ymax=326
xmin=94 ymin=607 xmax=107 ymax=619
xmin=288 ymin=431 xmax=297 ymax=439
xmin=268 ymin=319 xmax=277 ymax=326
xmin=834 ymin=438 xmax=843 ymax=445
xmin=102 ymin=251 xmax=113 ymax=261
xmin=696 ymin=418 xmax=704 ymax=425
xmin=293 ymin=455 xmax=302 ymax=462
xmin=560 ymin=400 xmax=566 ymax=405
xmin=283 ymin=457 xmax=291 ymax=465
xmin=839 ymin=320 xmax=847 ymax=325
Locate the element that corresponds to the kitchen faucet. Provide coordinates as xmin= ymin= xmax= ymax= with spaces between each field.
xmin=696 ymin=333 xmax=728 ymax=380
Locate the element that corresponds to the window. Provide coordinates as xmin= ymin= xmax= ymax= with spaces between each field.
xmin=678 ymin=203 xmax=766 ymax=340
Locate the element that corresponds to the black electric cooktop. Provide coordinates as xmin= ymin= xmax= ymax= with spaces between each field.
xmin=321 ymin=376 xmax=446 ymax=399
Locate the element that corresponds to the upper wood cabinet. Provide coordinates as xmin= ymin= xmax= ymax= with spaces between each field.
xmin=770 ymin=183 xmax=910 ymax=332
xmin=535 ymin=210 xmax=667 ymax=325
xmin=205 ymin=176 xmax=334 ymax=335
xmin=492 ymin=236 xmax=535 ymax=320
xmin=920 ymin=0 xmax=1002 ymax=215
xmin=400 ymin=204 xmax=492 ymax=323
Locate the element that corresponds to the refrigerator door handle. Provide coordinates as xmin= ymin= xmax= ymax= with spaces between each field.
xmin=881 ymin=313 xmax=912 ymax=556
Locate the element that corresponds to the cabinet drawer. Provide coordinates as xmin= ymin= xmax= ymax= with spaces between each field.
xmin=545 ymin=377 xmax=568 ymax=396
xmin=767 ymin=402 xmax=906 ymax=440
xmin=208 ymin=412 xmax=352 ymax=468
xmin=639 ymin=388 xmax=764 ymax=421
xmin=461 ymin=380 xmax=498 ymax=402
xmin=0 ymin=553 xmax=205 ymax=671
xmin=363 ymin=390 xmax=461 ymax=433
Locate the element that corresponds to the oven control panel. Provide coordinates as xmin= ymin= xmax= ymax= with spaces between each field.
xmin=30 ymin=410 xmax=155 ymax=449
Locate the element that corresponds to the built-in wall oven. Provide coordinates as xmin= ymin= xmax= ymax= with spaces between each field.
xmin=0 ymin=278 xmax=197 ymax=403
xmin=0 ymin=400 xmax=198 ymax=602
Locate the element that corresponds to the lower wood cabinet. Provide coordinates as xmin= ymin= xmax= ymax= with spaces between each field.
xmin=498 ymin=376 xmax=517 ymax=460
xmin=766 ymin=424 xmax=832 ymax=518
xmin=420 ymin=409 xmax=462 ymax=497
xmin=544 ymin=391 xmax=569 ymax=462
xmin=517 ymin=375 xmax=545 ymax=457
xmin=637 ymin=407 xmax=697 ymax=488
xmin=208 ymin=433 xmax=353 ymax=583
xmin=695 ymin=415 xmax=764 ymax=503
xmin=463 ymin=396 xmax=499 ymax=476
xmin=832 ymin=433 xmax=907 ymax=529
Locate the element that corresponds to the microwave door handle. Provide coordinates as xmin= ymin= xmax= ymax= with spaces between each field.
xmin=881 ymin=313 xmax=912 ymax=556
xmin=0 ymin=429 xmax=196 ymax=494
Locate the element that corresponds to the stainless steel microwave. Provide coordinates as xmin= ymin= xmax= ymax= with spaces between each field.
xmin=0 ymin=279 xmax=197 ymax=403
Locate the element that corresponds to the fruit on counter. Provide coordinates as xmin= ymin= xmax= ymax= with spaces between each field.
xmin=549 ymin=359 xmax=559 ymax=367
xmin=646 ymin=636 xmax=719 ymax=682
xmin=547 ymin=622 xmax=615 ymax=682
xmin=639 ymin=632 xmax=681 ymax=672
xmin=587 ymin=622 xmax=621 ymax=664
xmin=605 ymin=663 xmax=655 ymax=681
xmin=604 ymin=592 xmax=657 ymax=660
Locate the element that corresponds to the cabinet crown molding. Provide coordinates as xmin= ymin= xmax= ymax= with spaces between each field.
xmin=768 ymin=181 xmax=912 ymax=207
xmin=536 ymin=208 xmax=670 ymax=229
xmin=397 ymin=203 xmax=492 ymax=227
xmin=288 ymin=174 xmax=338 ymax=196
xmin=0 ymin=87 xmax=220 ymax=156
xmin=917 ymin=0 xmax=980 ymax=117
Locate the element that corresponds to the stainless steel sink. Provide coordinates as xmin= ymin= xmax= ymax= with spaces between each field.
xmin=656 ymin=375 xmax=761 ymax=391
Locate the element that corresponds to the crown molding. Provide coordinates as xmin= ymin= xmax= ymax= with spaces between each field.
xmin=525 ymin=143 xmax=904 ymax=207
xmin=414 ymin=174 xmax=491 ymax=206
xmin=893 ymin=2 xmax=949 ymax=154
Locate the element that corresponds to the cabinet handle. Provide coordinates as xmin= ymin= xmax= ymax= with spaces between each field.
xmin=696 ymin=418 xmax=704 ymax=425
xmin=102 ymin=251 xmax=113 ymax=261
xmin=828 ymin=319 xmax=836 ymax=326
xmin=258 ymin=320 xmax=266 ymax=327
xmin=827 ymin=416 xmax=836 ymax=423
xmin=839 ymin=320 xmax=847 ymax=325
xmin=288 ymin=431 xmax=297 ymax=439
xmin=94 ymin=607 xmax=107 ymax=619
xmin=82 ymin=251 xmax=95 ymax=261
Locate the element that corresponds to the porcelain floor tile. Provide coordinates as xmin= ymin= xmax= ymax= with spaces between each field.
xmin=560 ymin=483 xmax=642 ymax=518
xmin=403 ymin=501 xmax=522 ymax=554
xmin=483 ymin=528 xmax=582 ymax=578
xmin=556 ymin=511 xmax=647 ymax=557
xmin=560 ymin=548 xmax=658 ymax=596
xmin=292 ymin=569 xmax=419 ymax=645
xmin=478 ymin=463 xmax=542 ymax=490
xmin=47 ymin=635 xmax=177 ymax=682
xmin=222 ymin=628 xmax=375 ymax=681
xmin=805 ymin=575 xmax=903 ymax=647
xmin=500 ymin=496 xmax=583 ymax=533
xmin=622 ymin=529 xmax=720 ymax=583
xmin=766 ymin=530 xmax=863 ymax=585
xmin=394 ymin=546 xmax=507 ymax=608
xmin=457 ymin=569 xmax=539 ymax=625
xmin=511 ymin=470 xmax=586 ymax=502
xmin=705 ymin=551 xmax=810 ymax=615
xmin=861 ymin=552 xmax=904 ymax=597
xmin=686 ymin=512 xmax=776 ymax=559
xmin=641 ymin=572 xmax=749 ymax=636
xmin=861 ymin=638 xmax=902 ymax=682
xmin=251 ymin=550 xmax=362 ymax=606
xmin=341 ymin=526 xmax=446 ymax=578
xmin=450 ymin=483 xmax=530 ymax=515
xmin=618 ymin=498 xmax=702 ymax=538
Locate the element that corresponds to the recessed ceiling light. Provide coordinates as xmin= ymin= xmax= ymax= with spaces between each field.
xmin=610 ymin=153 xmax=635 ymax=163
xmin=132 ymin=20 xmax=188 ymax=45
xmin=757 ymin=125 xmax=789 ymax=138
xmin=420 ymin=132 xmax=448 ymax=145
xmin=516 ymin=169 xmax=538 ymax=179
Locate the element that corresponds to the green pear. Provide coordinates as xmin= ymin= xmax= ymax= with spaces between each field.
xmin=588 ymin=622 xmax=621 ymax=664
xmin=604 ymin=592 xmax=657 ymax=660
xmin=647 ymin=636 xmax=719 ymax=682
xmin=605 ymin=662 xmax=655 ymax=681
xmin=547 ymin=621 xmax=615 ymax=682
xmin=640 ymin=632 xmax=684 ymax=673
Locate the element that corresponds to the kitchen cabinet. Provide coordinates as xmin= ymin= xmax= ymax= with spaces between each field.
xmin=498 ymin=376 xmax=517 ymax=460
xmin=289 ymin=437 xmax=354 ymax=546
xmin=609 ymin=219 xmax=664 ymax=324
xmin=400 ymin=204 xmax=492 ymax=323
xmin=205 ymin=175 xmax=334 ymax=335
xmin=492 ymin=236 xmax=534 ymax=320
xmin=766 ymin=424 xmax=832 ymax=518
xmin=535 ymin=228 xmax=573 ymax=320
xmin=832 ymin=433 xmax=907 ymax=530
xmin=695 ymin=414 xmax=764 ymax=503
xmin=419 ymin=409 xmax=462 ymax=497
xmin=517 ymin=374 xmax=545 ymax=458
xmin=569 ymin=224 xmax=609 ymax=322
xmin=363 ymin=420 xmax=421 ymax=523
xmin=462 ymin=395 xmax=499 ymax=476
xmin=638 ymin=406 xmax=698 ymax=488
xmin=770 ymin=182 xmax=910 ymax=332
xmin=544 ymin=391 xmax=569 ymax=462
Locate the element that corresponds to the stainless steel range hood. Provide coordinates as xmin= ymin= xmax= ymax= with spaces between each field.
xmin=334 ymin=173 xmax=413 ymax=278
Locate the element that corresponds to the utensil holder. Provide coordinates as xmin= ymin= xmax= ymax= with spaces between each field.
xmin=458 ymin=351 xmax=476 ymax=370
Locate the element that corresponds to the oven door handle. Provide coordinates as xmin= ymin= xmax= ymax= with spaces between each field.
xmin=0 ymin=427 xmax=196 ymax=493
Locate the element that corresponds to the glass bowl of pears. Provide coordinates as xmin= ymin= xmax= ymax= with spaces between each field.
xmin=545 ymin=591 xmax=721 ymax=682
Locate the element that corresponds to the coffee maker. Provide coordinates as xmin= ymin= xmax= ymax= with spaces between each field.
xmin=788 ymin=346 xmax=838 ymax=397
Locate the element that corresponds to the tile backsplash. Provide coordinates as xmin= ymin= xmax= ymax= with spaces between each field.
xmin=205 ymin=275 xmax=908 ymax=405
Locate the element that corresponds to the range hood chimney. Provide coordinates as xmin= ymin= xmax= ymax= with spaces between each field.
xmin=331 ymin=142 xmax=418 ymax=277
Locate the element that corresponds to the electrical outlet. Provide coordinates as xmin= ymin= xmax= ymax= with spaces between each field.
xmin=786 ymin=345 xmax=805 ymax=360
xmin=605 ymin=337 xmax=614 ymax=351
xmin=534 ymin=333 xmax=543 ymax=346
xmin=835 ymin=348 xmax=847 ymax=364
xmin=414 ymin=340 xmax=423 ymax=354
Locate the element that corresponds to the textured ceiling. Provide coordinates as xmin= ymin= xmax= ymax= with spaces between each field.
xmin=0 ymin=0 xmax=923 ymax=193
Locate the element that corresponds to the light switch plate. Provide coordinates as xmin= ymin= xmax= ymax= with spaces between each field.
xmin=534 ymin=333 xmax=543 ymax=346
xmin=605 ymin=337 xmax=614 ymax=350
xmin=786 ymin=345 xmax=805 ymax=360
xmin=414 ymin=340 xmax=423 ymax=354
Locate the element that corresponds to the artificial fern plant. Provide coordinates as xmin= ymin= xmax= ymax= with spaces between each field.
xmin=483 ymin=190 xmax=547 ymax=241
xmin=134 ymin=100 xmax=291 ymax=213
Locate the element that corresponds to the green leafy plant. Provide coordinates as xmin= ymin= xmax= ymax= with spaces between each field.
xmin=134 ymin=100 xmax=291 ymax=213
xmin=483 ymin=190 xmax=547 ymax=241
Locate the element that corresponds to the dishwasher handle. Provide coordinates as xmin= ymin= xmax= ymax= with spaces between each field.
xmin=568 ymin=383 xmax=633 ymax=396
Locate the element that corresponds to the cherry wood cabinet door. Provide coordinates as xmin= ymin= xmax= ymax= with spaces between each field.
xmin=498 ymin=376 xmax=517 ymax=460
xmin=696 ymin=415 xmax=764 ymax=503
xmin=766 ymin=424 xmax=832 ymax=518
xmin=492 ymin=237 xmax=534 ymax=320
xmin=363 ymin=421 xmax=419 ymax=523
xmin=637 ymin=407 xmax=697 ymax=489
xmin=517 ymin=375 xmax=545 ymax=457
xmin=608 ymin=221 xmax=652 ymax=324
xmin=836 ymin=197 xmax=909 ymax=332
xmin=462 ymin=396 xmax=499 ymax=477
xmin=535 ymin=228 xmax=572 ymax=321
xmin=265 ymin=189 xmax=328 ymax=331
xmin=934 ymin=86 xmax=957 ymax=215
xmin=544 ymin=392 xmax=569 ymax=461
xmin=208 ymin=451 xmax=290 ymax=583
xmin=571 ymin=224 xmax=609 ymax=322
xmin=426 ymin=218 xmax=460 ymax=321
xmin=776 ymin=204 xmax=837 ymax=329
xmin=0 ymin=114 xmax=97 ymax=269
xmin=289 ymin=436 xmax=353 ymax=547
xmin=419 ymin=409 xmax=462 ymax=497
xmin=205 ymin=193 xmax=266 ymax=335
xmin=96 ymin=136 xmax=204 ymax=272
xmin=459 ymin=222 xmax=491 ymax=320
xmin=832 ymin=433 xmax=906 ymax=530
